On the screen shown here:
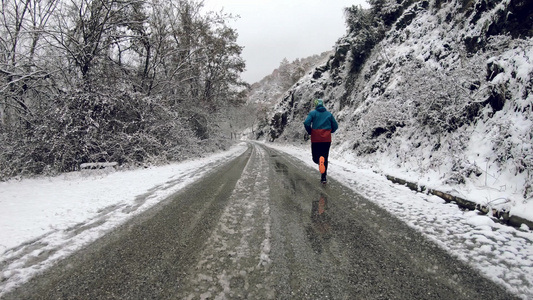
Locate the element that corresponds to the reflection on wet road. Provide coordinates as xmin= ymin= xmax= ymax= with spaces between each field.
xmin=311 ymin=195 xmax=330 ymax=234
xmin=307 ymin=194 xmax=331 ymax=254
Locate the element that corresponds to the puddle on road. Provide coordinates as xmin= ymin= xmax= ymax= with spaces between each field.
xmin=274 ymin=161 xmax=289 ymax=175
xmin=270 ymin=151 xmax=338 ymax=253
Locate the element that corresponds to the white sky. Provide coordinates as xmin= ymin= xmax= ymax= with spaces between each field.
xmin=203 ymin=0 xmax=369 ymax=83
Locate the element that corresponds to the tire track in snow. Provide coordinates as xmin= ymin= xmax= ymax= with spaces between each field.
xmin=180 ymin=144 xmax=273 ymax=299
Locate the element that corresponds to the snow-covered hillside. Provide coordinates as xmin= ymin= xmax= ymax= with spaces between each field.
xmin=247 ymin=52 xmax=332 ymax=104
xmin=262 ymin=0 xmax=533 ymax=222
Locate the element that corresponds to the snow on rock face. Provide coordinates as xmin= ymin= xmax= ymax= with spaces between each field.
xmin=264 ymin=0 xmax=533 ymax=210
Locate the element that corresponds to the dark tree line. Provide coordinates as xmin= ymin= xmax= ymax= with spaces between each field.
xmin=0 ymin=0 xmax=246 ymax=179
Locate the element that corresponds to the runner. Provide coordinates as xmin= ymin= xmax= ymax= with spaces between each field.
xmin=303 ymin=99 xmax=338 ymax=184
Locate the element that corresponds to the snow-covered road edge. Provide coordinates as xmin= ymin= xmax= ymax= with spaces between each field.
xmin=0 ymin=143 xmax=249 ymax=296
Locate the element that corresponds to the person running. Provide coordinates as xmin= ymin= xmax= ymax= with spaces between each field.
xmin=303 ymin=99 xmax=338 ymax=184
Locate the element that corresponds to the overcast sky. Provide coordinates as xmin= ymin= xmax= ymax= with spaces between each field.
xmin=203 ymin=0 xmax=370 ymax=83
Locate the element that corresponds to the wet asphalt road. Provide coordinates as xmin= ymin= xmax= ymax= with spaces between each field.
xmin=2 ymin=143 xmax=519 ymax=299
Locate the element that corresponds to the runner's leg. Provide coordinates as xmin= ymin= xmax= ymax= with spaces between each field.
xmin=317 ymin=143 xmax=331 ymax=174
xmin=311 ymin=143 xmax=320 ymax=165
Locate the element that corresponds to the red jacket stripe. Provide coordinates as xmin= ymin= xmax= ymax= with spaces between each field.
xmin=311 ymin=129 xmax=332 ymax=143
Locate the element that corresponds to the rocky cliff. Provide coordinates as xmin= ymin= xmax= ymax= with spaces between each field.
xmin=263 ymin=0 xmax=533 ymax=201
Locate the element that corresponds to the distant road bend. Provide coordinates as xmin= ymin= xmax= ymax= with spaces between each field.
xmin=3 ymin=142 xmax=518 ymax=299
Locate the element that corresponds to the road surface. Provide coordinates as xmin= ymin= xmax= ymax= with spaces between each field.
xmin=2 ymin=143 xmax=518 ymax=299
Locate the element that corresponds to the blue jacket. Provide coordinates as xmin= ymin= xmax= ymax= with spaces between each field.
xmin=303 ymin=104 xmax=338 ymax=143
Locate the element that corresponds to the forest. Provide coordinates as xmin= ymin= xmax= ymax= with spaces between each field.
xmin=0 ymin=0 xmax=247 ymax=179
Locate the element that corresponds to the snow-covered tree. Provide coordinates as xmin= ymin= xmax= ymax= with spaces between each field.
xmin=0 ymin=0 xmax=246 ymax=179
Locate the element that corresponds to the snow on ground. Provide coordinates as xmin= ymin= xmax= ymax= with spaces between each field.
xmin=1 ymin=141 xmax=532 ymax=299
